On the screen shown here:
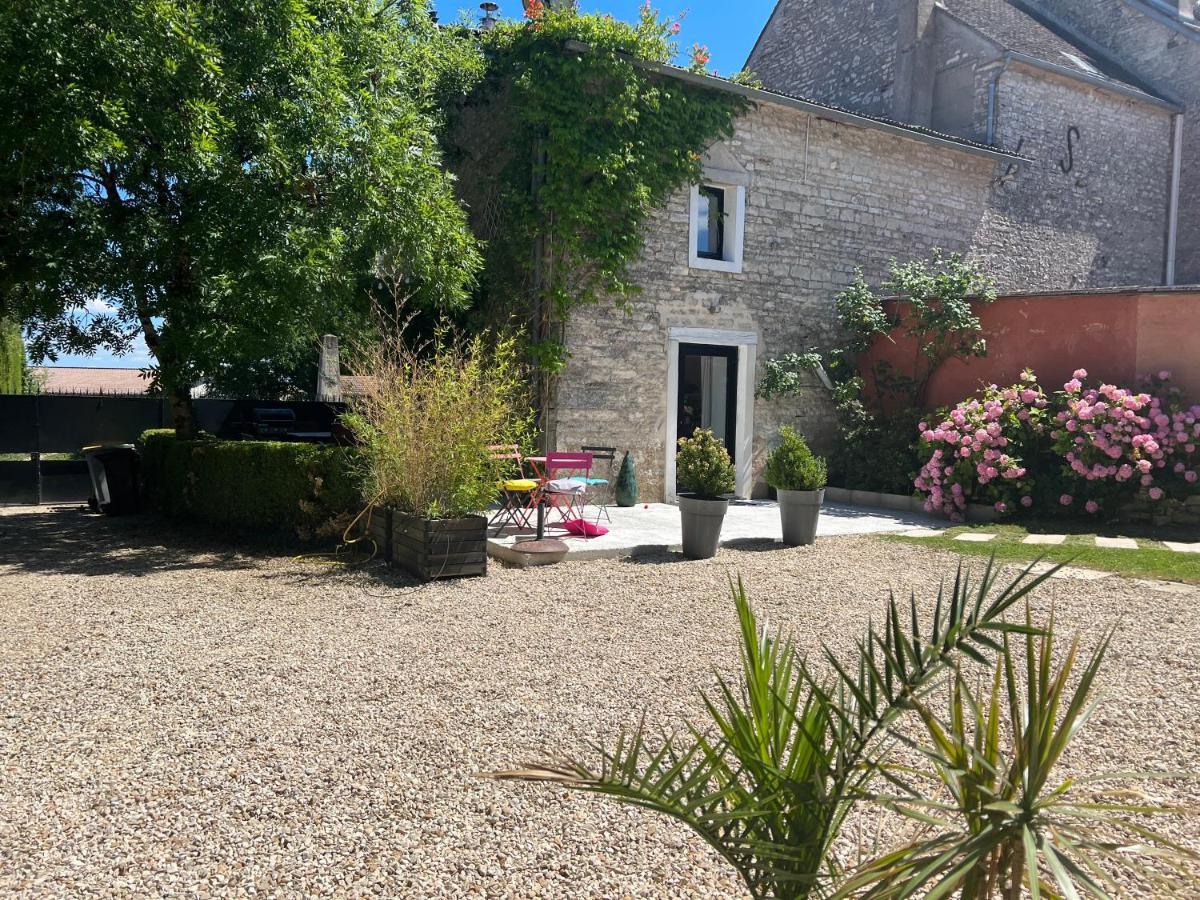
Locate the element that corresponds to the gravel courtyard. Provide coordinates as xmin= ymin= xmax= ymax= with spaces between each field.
xmin=2 ymin=506 xmax=1198 ymax=898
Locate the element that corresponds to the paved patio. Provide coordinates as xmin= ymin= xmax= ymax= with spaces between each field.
xmin=487 ymin=500 xmax=945 ymax=564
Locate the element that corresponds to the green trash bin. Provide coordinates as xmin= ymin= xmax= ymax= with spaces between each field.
xmin=83 ymin=444 xmax=141 ymax=515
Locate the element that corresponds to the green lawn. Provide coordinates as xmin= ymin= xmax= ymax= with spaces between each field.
xmin=883 ymin=523 xmax=1200 ymax=584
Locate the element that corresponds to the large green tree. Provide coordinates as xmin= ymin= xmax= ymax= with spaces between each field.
xmin=1 ymin=0 xmax=481 ymax=432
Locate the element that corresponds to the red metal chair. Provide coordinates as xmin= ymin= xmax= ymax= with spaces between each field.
xmin=542 ymin=451 xmax=593 ymax=523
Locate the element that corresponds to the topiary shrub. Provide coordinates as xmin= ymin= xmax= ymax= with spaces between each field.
xmin=138 ymin=429 xmax=362 ymax=541
xmin=676 ymin=428 xmax=735 ymax=499
xmin=764 ymin=426 xmax=827 ymax=492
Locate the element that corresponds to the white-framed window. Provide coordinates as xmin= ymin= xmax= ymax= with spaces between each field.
xmin=688 ymin=181 xmax=745 ymax=274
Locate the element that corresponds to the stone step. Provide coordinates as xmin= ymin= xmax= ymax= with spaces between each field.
xmin=955 ymin=533 xmax=997 ymax=542
xmin=1022 ymin=534 xmax=1066 ymax=545
xmin=1095 ymin=536 xmax=1139 ymax=550
xmin=1163 ymin=541 xmax=1200 ymax=554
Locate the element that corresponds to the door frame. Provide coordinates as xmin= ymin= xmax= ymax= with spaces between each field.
xmin=665 ymin=326 xmax=757 ymax=501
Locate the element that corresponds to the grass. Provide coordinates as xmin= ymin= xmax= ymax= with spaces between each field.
xmin=0 ymin=452 xmax=80 ymax=461
xmin=884 ymin=522 xmax=1200 ymax=584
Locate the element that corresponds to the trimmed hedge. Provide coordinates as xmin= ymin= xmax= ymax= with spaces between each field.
xmin=139 ymin=429 xmax=363 ymax=541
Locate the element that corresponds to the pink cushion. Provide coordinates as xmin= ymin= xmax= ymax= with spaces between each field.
xmin=561 ymin=518 xmax=609 ymax=537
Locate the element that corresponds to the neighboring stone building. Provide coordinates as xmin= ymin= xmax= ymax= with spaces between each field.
xmin=747 ymin=0 xmax=1194 ymax=285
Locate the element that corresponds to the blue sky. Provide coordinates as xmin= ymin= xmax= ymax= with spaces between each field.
xmin=45 ymin=0 xmax=777 ymax=370
xmin=441 ymin=0 xmax=778 ymax=74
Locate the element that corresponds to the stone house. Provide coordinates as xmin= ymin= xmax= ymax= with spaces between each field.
xmin=473 ymin=2 xmax=1197 ymax=501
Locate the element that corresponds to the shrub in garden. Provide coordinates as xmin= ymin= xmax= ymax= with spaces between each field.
xmin=341 ymin=324 xmax=532 ymax=520
xmin=915 ymin=370 xmax=1051 ymax=520
xmin=675 ymin=428 xmax=735 ymax=499
xmin=764 ymin=426 xmax=827 ymax=492
xmin=915 ymin=368 xmax=1200 ymax=520
xmin=138 ymin=429 xmax=360 ymax=540
xmin=1052 ymin=369 xmax=1200 ymax=515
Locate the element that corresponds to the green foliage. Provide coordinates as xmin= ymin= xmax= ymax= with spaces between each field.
xmin=756 ymin=352 xmax=824 ymax=402
xmin=827 ymin=380 xmax=923 ymax=494
xmin=845 ymin=612 xmax=1195 ymax=898
xmin=495 ymin=561 xmax=1079 ymax=898
xmin=138 ymin=428 xmax=361 ymax=540
xmin=341 ymin=322 xmax=533 ymax=520
xmin=765 ymin=426 xmax=827 ymax=492
xmin=758 ymin=253 xmax=994 ymax=492
xmin=0 ymin=318 xmax=23 ymax=393
xmin=838 ymin=250 xmax=996 ymax=407
xmin=453 ymin=5 xmax=747 ymax=369
xmin=675 ymin=427 xmax=735 ymax=499
xmin=2 ymin=0 xmax=482 ymax=421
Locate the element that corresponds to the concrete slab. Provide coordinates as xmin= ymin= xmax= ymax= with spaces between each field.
xmin=487 ymin=500 xmax=946 ymax=564
xmin=1095 ymin=536 xmax=1139 ymax=550
xmin=954 ymin=533 xmax=997 ymax=542
xmin=899 ymin=528 xmax=942 ymax=538
xmin=1023 ymin=561 xmax=1113 ymax=581
xmin=1022 ymin=534 xmax=1066 ymax=545
xmin=1163 ymin=541 xmax=1200 ymax=554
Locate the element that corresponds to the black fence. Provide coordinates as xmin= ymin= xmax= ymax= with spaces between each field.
xmin=0 ymin=394 xmax=346 ymax=505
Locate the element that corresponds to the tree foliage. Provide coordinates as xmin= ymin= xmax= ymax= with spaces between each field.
xmin=1 ymin=0 xmax=482 ymax=428
xmin=0 ymin=318 xmax=24 ymax=394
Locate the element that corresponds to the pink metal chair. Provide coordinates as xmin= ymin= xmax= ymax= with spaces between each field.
xmin=541 ymin=451 xmax=593 ymax=524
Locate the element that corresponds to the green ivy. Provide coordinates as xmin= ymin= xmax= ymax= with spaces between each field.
xmin=451 ymin=6 xmax=749 ymax=370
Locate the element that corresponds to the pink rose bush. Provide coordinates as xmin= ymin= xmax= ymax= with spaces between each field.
xmin=915 ymin=370 xmax=1050 ymax=521
xmin=915 ymin=368 xmax=1200 ymax=520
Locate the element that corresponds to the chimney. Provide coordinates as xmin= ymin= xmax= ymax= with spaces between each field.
xmin=480 ymin=2 xmax=498 ymax=29
xmin=1180 ymin=0 xmax=1196 ymax=21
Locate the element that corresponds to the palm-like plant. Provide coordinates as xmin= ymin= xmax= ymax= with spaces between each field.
xmin=493 ymin=560 xmax=1058 ymax=898
xmin=840 ymin=612 xmax=1197 ymax=899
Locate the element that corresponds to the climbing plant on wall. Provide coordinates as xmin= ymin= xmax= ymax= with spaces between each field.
xmin=450 ymin=4 xmax=752 ymax=373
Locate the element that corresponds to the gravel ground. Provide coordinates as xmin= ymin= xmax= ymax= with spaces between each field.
xmin=1 ymin=505 xmax=1198 ymax=898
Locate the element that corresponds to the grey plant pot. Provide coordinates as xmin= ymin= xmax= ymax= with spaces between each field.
xmin=777 ymin=488 xmax=824 ymax=546
xmin=678 ymin=494 xmax=729 ymax=559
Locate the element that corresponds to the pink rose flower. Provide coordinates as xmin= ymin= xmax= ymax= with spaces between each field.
xmin=1059 ymin=494 xmax=1073 ymax=506
xmin=1085 ymin=500 xmax=1099 ymax=514
xmin=1020 ymin=495 xmax=1033 ymax=507
xmin=1073 ymin=368 xmax=1088 ymax=379
xmin=1149 ymin=487 xmax=1164 ymax=500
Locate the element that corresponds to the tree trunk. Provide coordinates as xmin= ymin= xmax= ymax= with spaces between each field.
xmin=169 ymin=387 xmax=197 ymax=439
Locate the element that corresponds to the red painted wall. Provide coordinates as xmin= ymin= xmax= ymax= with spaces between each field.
xmin=863 ymin=290 xmax=1200 ymax=410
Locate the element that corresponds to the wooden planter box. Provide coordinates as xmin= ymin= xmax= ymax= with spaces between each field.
xmin=366 ymin=507 xmax=487 ymax=581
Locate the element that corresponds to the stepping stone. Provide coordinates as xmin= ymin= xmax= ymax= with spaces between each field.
xmin=1022 ymin=534 xmax=1066 ymax=545
xmin=899 ymin=528 xmax=942 ymax=538
xmin=1163 ymin=541 xmax=1200 ymax=554
xmin=1022 ymin=561 xmax=1112 ymax=581
xmin=955 ymin=533 xmax=996 ymax=542
xmin=1095 ymin=536 xmax=1138 ymax=550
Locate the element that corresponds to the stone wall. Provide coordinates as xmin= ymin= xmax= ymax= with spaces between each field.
xmin=746 ymin=0 xmax=900 ymax=117
xmin=974 ymin=64 xmax=1174 ymax=289
xmin=553 ymin=101 xmax=1001 ymax=501
xmin=1030 ymin=0 xmax=1200 ymax=284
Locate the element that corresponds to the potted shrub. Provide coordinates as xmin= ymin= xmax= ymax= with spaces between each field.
xmin=764 ymin=426 xmax=827 ymax=546
xmin=342 ymin=324 xmax=532 ymax=580
xmin=676 ymin=428 xmax=736 ymax=559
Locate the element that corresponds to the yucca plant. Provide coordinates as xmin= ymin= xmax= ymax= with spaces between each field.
xmin=493 ymin=560 xmax=1059 ymax=898
xmin=840 ymin=611 xmax=1197 ymax=899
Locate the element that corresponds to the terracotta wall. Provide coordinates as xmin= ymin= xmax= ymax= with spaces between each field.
xmin=864 ymin=289 xmax=1200 ymax=410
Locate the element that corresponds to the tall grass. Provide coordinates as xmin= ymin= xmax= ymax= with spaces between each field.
xmin=342 ymin=320 xmax=532 ymax=520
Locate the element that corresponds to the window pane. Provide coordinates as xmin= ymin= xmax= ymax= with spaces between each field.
xmin=696 ymin=186 xmax=724 ymax=260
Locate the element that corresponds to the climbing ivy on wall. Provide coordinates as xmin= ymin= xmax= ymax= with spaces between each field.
xmin=0 ymin=319 xmax=24 ymax=394
xmin=451 ymin=5 xmax=752 ymax=372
